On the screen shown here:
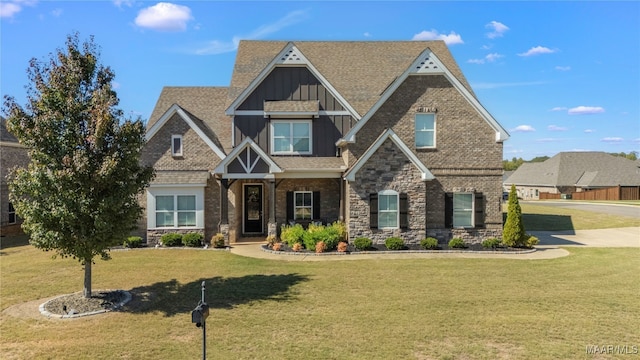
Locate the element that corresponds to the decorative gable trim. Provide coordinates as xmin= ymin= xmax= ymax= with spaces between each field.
xmin=224 ymin=43 xmax=361 ymax=119
xmin=145 ymin=104 xmax=226 ymax=159
xmin=344 ymin=128 xmax=435 ymax=182
xmin=338 ymin=49 xmax=510 ymax=146
xmin=213 ymin=137 xmax=282 ymax=179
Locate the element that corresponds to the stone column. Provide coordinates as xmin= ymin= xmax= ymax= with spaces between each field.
xmin=267 ymin=179 xmax=277 ymax=237
xmin=219 ymin=178 xmax=229 ymax=245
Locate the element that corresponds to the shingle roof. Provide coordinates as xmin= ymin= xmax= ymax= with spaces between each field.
xmin=504 ymin=152 xmax=640 ymax=187
xmin=147 ymin=87 xmax=232 ymax=154
xmin=264 ymin=100 xmax=319 ymax=113
xmin=273 ymin=156 xmax=346 ymax=171
xmin=228 ymin=40 xmax=473 ymax=117
xmin=152 ymin=170 xmax=210 ymax=185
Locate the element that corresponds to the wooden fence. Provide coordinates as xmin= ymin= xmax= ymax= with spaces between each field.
xmin=541 ymin=186 xmax=640 ymax=201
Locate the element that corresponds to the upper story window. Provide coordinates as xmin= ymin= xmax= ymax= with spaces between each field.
xmin=415 ymin=113 xmax=436 ymax=148
xmin=171 ymin=135 xmax=183 ymax=157
xmin=453 ymin=193 xmax=474 ymax=228
xmin=8 ymin=202 xmax=16 ymax=224
xmin=270 ymin=120 xmax=312 ymax=155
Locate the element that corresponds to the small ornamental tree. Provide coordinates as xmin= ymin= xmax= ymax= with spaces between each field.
xmin=3 ymin=33 xmax=154 ymax=298
xmin=502 ymin=184 xmax=526 ymax=247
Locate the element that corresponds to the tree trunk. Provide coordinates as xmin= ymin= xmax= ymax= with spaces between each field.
xmin=83 ymin=260 xmax=92 ymax=298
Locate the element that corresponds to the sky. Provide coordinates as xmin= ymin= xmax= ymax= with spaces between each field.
xmin=1 ymin=1 xmax=639 ymax=160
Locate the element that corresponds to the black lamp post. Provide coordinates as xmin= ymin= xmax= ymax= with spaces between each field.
xmin=191 ymin=281 xmax=209 ymax=359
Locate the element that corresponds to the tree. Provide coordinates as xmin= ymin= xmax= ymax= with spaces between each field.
xmin=502 ymin=184 xmax=525 ymax=247
xmin=3 ymin=33 xmax=154 ymax=298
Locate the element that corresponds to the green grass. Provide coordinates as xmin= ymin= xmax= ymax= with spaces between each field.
xmin=505 ymin=203 xmax=640 ymax=231
xmin=1 ymin=243 xmax=639 ymax=359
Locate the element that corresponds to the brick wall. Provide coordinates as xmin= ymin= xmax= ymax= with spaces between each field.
xmin=1 ymin=144 xmax=29 ymax=233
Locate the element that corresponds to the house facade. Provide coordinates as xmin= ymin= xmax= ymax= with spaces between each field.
xmin=139 ymin=41 xmax=509 ymax=245
xmin=1 ymin=117 xmax=30 ymax=236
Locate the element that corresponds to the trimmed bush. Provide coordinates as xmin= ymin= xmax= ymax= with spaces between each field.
xmin=337 ymin=241 xmax=348 ymax=252
xmin=385 ymin=237 xmax=405 ymax=250
xmin=303 ymin=223 xmax=341 ymax=251
xmin=353 ymin=237 xmax=372 ymax=251
xmin=524 ymin=234 xmax=539 ymax=248
xmin=182 ymin=233 xmax=203 ymax=247
xmin=280 ymin=224 xmax=305 ymax=247
xmin=503 ymin=184 xmax=526 ymax=247
xmin=448 ymin=237 xmax=467 ymax=249
xmin=123 ymin=236 xmax=143 ymax=248
xmin=330 ymin=221 xmax=347 ymax=242
xmin=482 ymin=238 xmax=501 ymax=249
xmin=420 ymin=237 xmax=439 ymax=250
xmin=211 ymin=233 xmax=225 ymax=248
xmin=160 ymin=233 xmax=182 ymax=247
xmin=272 ymin=242 xmax=282 ymax=251
xmin=292 ymin=243 xmax=303 ymax=252
xmin=315 ymin=241 xmax=327 ymax=253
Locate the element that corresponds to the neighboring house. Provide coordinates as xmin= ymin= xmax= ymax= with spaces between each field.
xmin=504 ymin=152 xmax=640 ymax=200
xmin=140 ymin=40 xmax=509 ymax=245
xmin=0 ymin=117 xmax=30 ymax=236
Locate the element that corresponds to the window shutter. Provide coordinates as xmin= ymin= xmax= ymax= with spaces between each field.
xmin=286 ymin=191 xmax=293 ymax=221
xmin=474 ymin=193 xmax=485 ymax=228
xmin=444 ymin=193 xmax=453 ymax=228
xmin=369 ymin=193 xmax=378 ymax=229
xmin=313 ymin=191 xmax=321 ymax=220
xmin=399 ymin=192 xmax=409 ymax=229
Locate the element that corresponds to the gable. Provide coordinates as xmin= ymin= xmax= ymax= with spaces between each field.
xmin=213 ymin=137 xmax=282 ymax=179
xmin=338 ymin=48 xmax=509 ymax=145
xmin=344 ymin=128 xmax=434 ymax=182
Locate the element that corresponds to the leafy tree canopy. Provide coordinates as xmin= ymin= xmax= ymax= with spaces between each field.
xmin=3 ymin=33 xmax=154 ymax=297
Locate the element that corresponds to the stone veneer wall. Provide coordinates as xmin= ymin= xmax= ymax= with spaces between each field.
xmin=146 ymin=228 xmax=205 ymax=246
xmin=348 ymin=138 xmax=426 ymax=245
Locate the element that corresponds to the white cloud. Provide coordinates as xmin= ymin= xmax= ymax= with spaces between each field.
xmin=601 ymin=137 xmax=624 ymax=143
xmin=467 ymin=52 xmax=504 ymax=65
xmin=195 ymin=10 xmax=308 ymax=55
xmin=412 ymin=29 xmax=464 ymax=45
xmin=512 ymin=125 xmax=536 ymax=132
xmin=518 ymin=46 xmax=556 ymax=57
xmin=0 ymin=2 xmax=21 ymax=18
xmin=486 ymin=21 xmax=509 ymax=39
xmin=550 ymin=107 xmax=567 ymax=112
xmin=632 ymin=138 xmax=640 ymax=143
xmin=548 ymin=125 xmax=568 ymax=131
xmin=135 ymin=2 xmax=193 ymax=32
xmin=51 ymin=8 xmax=62 ymax=17
xmin=555 ymin=66 xmax=571 ymax=71
xmin=363 ymin=32 xmax=371 ymax=37
xmin=568 ymin=106 xmax=605 ymax=115
xmin=113 ymin=0 xmax=134 ymax=8
xmin=584 ymin=129 xmax=595 ymax=133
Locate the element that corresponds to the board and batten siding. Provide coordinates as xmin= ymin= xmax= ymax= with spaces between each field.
xmin=233 ymin=66 xmax=355 ymax=157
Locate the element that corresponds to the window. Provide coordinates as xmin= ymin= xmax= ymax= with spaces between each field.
xmin=155 ymin=195 xmax=196 ymax=227
xmin=453 ymin=193 xmax=473 ymax=228
xmin=294 ymin=191 xmax=312 ymax=220
xmin=378 ymin=190 xmax=399 ymax=228
xmin=8 ymin=202 xmax=16 ymax=224
xmin=415 ymin=113 xmax=435 ymax=148
xmin=271 ymin=120 xmax=311 ymax=154
xmin=171 ymin=135 xmax=183 ymax=156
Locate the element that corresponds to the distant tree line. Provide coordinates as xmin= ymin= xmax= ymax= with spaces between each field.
xmin=503 ymin=151 xmax=638 ymax=171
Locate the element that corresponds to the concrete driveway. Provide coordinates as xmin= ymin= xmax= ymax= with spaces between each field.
xmin=530 ymin=227 xmax=640 ymax=247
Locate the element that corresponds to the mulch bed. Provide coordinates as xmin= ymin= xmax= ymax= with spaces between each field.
xmin=42 ymin=290 xmax=129 ymax=317
xmin=265 ymin=243 xmax=532 ymax=255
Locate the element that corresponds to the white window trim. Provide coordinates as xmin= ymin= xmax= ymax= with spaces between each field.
xmin=453 ymin=192 xmax=474 ymax=228
xmin=415 ymin=113 xmax=436 ymax=149
xmin=294 ymin=191 xmax=313 ymax=220
xmin=378 ymin=189 xmax=399 ymax=229
xmin=171 ymin=135 xmax=183 ymax=157
xmin=147 ymin=187 xmax=204 ymax=229
xmin=270 ymin=120 xmax=312 ymax=155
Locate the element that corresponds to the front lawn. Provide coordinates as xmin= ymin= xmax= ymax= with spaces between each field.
xmin=1 ymin=243 xmax=638 ymax=359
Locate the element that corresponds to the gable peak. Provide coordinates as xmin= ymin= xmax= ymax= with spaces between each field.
xmin=414 ymin=50 xmax=444 ymax=74
xmin=279 ymin=46 xmax=306 ymax=65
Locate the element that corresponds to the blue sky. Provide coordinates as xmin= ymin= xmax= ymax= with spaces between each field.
xmin=2 ymin=1 xmax=639 ymax=160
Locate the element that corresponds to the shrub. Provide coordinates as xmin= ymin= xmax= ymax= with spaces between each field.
xmin=482 ymin=238 xmax=501 ymax=249
xmin=503 ymin=184 xmax=526 ymax=247
xmin=123 ymin=236 xmax=143 ymax=248
xmin=315 ymin=241 xmax=327 ymax=253
xmin=211 ymin=233 xmax=225 ymax=248
xmin=420 ymin=237 xmax=439 ymax=250
xmin=524 ymin=234 xmax=539 ymax=248
xmin=272 ymin=242 xmax=282 ymax=251
xmin=265 ymin=234 xmax=277 ymax=247
xmin=337 ymin=241 xmax=348 ymax=252
xmin=182 ymin=233 xmax=203 ymax=247
xmin=303 ymin=224 xmax=341 ymax=251
xmin=385 ymin=237 xmax=405 ymax=250
xmin=280 ymin=224 xmax=305 ymax=247
xmin=292 ymin=243 xmax=303 ymax=252
xmin=160 ymin=233 xmax=182 ymax=247
xmin=330 ymin=221 xmax=347 ymax=242
xmin=448 ymin=237 xmax=467 ymax=249
xmin=353 ymin=237 xmax=372 ymax=251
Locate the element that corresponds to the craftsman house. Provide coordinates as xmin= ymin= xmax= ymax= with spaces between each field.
xmin=139 ymin=40 xmax=509 ymax=245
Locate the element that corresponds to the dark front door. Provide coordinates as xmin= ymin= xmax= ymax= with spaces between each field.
xmin=244 ymin=184 xmax=263 ymax=234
